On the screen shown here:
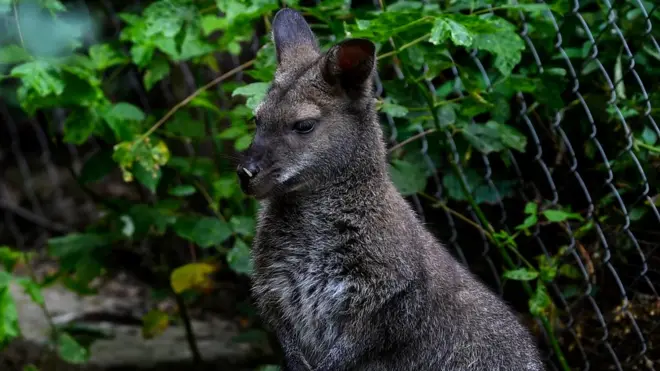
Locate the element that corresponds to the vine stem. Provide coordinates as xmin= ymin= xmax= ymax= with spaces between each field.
xmin=134 ymin=59 xmax=255 ymax=147
xmin=377 ymin=33 xmax=432 ymax=61
xmin=12 ymin=0 xmax=25 ymax=47
xmin=471 ymin=5 xmax=547 ymax=15
xmin=173 ymin=292 xmax=203 ymax=365
xmin=417 ymin=192 xmax=493 ymax=239
xmin=634 ymin=139 xmax=660 ymax=153
xmin=387 ymin=129 xmax=437 ymax=153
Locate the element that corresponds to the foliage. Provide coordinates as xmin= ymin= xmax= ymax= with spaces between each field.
xmin=1 ymin=0 xmax=658 ymax=370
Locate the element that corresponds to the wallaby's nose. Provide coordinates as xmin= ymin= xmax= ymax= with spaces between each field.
xmin=237 ymin=162 xmax=260 ymax=194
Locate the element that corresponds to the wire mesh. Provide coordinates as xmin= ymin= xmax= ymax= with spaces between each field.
xmin=0 ymin=1 xmax=658 ymax=370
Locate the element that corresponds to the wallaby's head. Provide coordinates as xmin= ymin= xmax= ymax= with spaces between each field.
xmin=236 ymin=8 xmax=384 ymax=200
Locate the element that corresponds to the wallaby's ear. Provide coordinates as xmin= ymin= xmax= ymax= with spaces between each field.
xmin=272 ymin=8 xmax=320 ymax=67
xmin=321 ymin=38 xmax=376 ymax=91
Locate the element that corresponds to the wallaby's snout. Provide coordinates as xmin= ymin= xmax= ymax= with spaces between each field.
xmin=236 ymin=134 xmax=271 ymax=198
xmin=236 ymin=162 xmax=258 ymax=195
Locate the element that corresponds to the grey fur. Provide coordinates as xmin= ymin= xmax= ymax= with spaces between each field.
xmin=236 ymin=8 xmax=545 ymax=371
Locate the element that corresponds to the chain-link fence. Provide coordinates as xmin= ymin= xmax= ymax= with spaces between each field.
xmin=1 ymin=0 xmax=659 ymax=370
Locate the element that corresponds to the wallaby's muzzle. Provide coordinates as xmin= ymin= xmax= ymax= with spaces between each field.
xmin=236 ymin=136 xmax=273 ymax=198
xmin=237 ymin=164 xmax=257 ymax=195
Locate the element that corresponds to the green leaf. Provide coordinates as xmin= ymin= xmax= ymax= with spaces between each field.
xmin=542 ymin=209 xmax=584 ymax=223
xmin=524 ymin=202 xmax=538 ymax=216
xmin=0 ymin=45 xmax=31 ymax=64
xmin=437 ymin=104 xmax=457 ymax=126
xmin=89 ymin=44 xmax=127 ymax=70
xmin=143 ymin=0 xmax=195 ymax=38
xmin=0 ymin=246 xmax=24 ymax=272
xmin=629 ymin=207 xmax=646 ymax=221
xmin=559 ymin=264 xmax=582 ymax=279
xmin=537 ymin=255 xmax=558 ymax=282
xmin=47 ymin=233 xmax=111 ymax=259
xmin=430 ymin=17 xmax=473 ymax=46
xmin=201 ymin=15 xmax=227 ymax=35
xmin=79 ymin=150 xmax=116 ymax=184
xmin=189 ymin=93 xmax=222 ymax=115
xmin=127 ymin=203 xmax=178 ymax=237
xmin=227 ymin=238 xmax=253 ymax=275
xmin=503 ymin=268 xmax=538 ymax=281
xmin=232 ymin=82 xmax=270 ymax=111
xmin=462 ymin=123 xmax=506 ymax=154
xmin=39 ymin=0 xmax=67 ymax=13
xmin=515 ymin=215 xmax=538 ymax=233
xmin=346 ymin=9 xmax=427 ymax=43
xmin=389 ymin=159 xmax=427 ymax=196
xmin=168 ymin=185 xmax=197 ymax=197
xmin=213 ymin=177 xmax=238 ymax=200
xmin=0 ymin=271 xmax=12 ymax=288
xmin=491 ymin=122 xmax=527 ymax=153
xmin=143 ymin=57 xmax=170 ymax=91
xmin=10 ymin=60 xmax=64 ymax=97
xmin=133 ymin=162 xmax=162 ymax=194
xmin=173 ymin=217 xmax=233 ymax=248
xmin=446 ymin=15 xmax=524 ymax=77
xmin=70 ymin=254 xmax=104 ymax=288
xmin=102 ymin=102 xmax=146 ymax=141
xmin=230 ymin=216 xmax=255 ymax=237
xmin=235 ymin=134 xmax=253 ymax=151
xmin=178 ymin=26 xmax=215 ymax=60
xmin=57 ymin=332 xmax=89 ymax=364
xmin=63 ymin=109 xmax=99 ymax=145
xmin=130 ymin=44 xmax=155 ymax=67
xmin=462 ymin=121 xmax=527 ymax=154
xmin=529 ymin=284 xmax=551 ymax=317
xmin=0 ymin=287 xmax=20 ymax=347
xmin=442 ymin=169 xmax=515 ymax=205
xmin=246 ymin=42 xmax=276 ymax=81
xmin=16 ymin=278 xmax=45 ymax=306
xmin=472 ymin=22 xmax=524 ymax=76
xmin=641 ymin=127 xmax=658 ymax=146
xmin=165 ymin=111 xmax=206 ymax=138
xmin=218 ymin=125 xmax=248 ymax=140
xmin=380 ymin=98 xmax=409 ymax=118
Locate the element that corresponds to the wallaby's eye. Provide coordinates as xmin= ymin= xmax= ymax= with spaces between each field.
xmin=293 ymin=120 xmax=316 ymax=134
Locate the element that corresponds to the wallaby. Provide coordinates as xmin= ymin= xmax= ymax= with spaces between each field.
xmin=236 ymin=8 xmax=545 ymax=371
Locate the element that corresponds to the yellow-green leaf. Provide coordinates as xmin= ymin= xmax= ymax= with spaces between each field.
xmin=170 ymin=262 xmax=218 ymax=294
xmin=141 ymin=309 xmax=169 ymax=339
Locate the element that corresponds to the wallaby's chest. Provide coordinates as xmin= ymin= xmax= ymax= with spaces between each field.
xmin=251 ymin=214 xmax=351 ymax=352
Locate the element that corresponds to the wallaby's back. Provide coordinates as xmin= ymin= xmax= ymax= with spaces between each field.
xmin=237 ymin=8 xmax=545 ymax=371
